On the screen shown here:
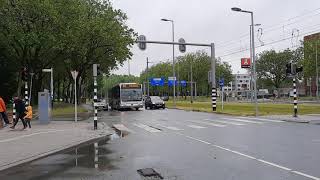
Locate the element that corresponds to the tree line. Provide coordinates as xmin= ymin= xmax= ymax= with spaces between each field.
xmin=0 ymin=0 xmax=135 ymax=103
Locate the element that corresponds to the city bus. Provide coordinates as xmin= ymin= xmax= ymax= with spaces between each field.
xmin=109 ymin=83 xmax=143 ymax=110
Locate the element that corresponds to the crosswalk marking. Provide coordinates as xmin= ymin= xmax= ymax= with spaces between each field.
xmin=203 ymin=119 xmax=245 ymax=126
xmin=156 ymin=124 xmax=183 ymax=131
xmin=237 ymin=117 xmax=283 ymax=123
xmin=188 ymin=120 xmax=226 ymax=127
xmin=187 ymin=125 xmax=206 ymax=129
xmin=133 ymin=123 xmax=161 ymax=133
xmin=222 ymin=118 xmax=264 ymax=124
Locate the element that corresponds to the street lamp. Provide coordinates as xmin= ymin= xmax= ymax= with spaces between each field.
xmin=232 ymin=7 xmax=258 ymax=116
xmin=161 ymin=18 xmax=176 ymax=107
xmin=29 ymin=72 xmax=35 ymax=104
xmin=250 ymin=23 xmax=261 ymax=102
xmin=146 ymin=57 xmax=154 ymax=96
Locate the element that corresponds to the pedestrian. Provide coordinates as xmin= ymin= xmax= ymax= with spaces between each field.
xmin=10 ymin=97 xmax=27 ymax=130
xmin=0 ymin=96 xmax=10 ymax=127
xmin=24 ymin=105 xmax=32 ymax=128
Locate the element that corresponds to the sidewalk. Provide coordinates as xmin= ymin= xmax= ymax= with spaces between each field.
xmin=261 ymin=114 xmax=320 ymax=124
xmin=0 ymin=120 xmax=112 ymax=171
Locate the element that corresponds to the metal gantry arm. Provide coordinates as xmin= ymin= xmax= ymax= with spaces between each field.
xmin=136 ymin=39 xmax=217 ymax=111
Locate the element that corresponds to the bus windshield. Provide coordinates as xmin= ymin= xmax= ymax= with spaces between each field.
xmin=121 ymin=89 xmax=142 ymax=102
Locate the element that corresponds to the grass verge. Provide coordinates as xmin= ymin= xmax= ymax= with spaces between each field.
xmin=166 ymin=101 xmax=320 ymax=116
xmin=52 ymin=103 xmax=87 ymax=116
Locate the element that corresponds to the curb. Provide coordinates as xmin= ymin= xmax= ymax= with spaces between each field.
xmin=282 ymin=119 xmax=310 ymax=123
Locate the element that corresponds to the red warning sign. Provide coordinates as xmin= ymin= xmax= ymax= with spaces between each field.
xmin=241 ymin=58 xmax=251 ymax=68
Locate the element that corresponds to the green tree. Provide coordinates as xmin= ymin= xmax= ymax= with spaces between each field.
xmin=303 ymin=39 xmax=320 ymax=78
xmin=0 ymin=0 xmax=135 ymax=103
xmin=256 ymin=48 xmax=303 ymax=90
xmin=139 ymin=51 xmax=233 ymax=96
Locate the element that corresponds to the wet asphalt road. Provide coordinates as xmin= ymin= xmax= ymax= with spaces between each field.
xmin=1 ymin=108 xmax=320 ymax=180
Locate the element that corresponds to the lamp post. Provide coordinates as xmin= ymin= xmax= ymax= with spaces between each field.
xmin=29 ymin=72 xmax=35 ymax=104
xmin=232 ymin=7 xmax=258 ymax=116
xmin=161 ymin=18 xmax=176 ymax=107
xmin=250 ymin=23 xmax=261 ymax=102
xmin=146 ymin=57 xmax=154 ymax=96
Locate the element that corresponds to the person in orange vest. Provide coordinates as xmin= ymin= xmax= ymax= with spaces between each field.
xmin=0 ymin=96 xmax=10 ymax=127
xmin=24 ymin=105 xmax=32 ymax=128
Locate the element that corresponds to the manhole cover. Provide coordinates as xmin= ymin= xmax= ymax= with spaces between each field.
xmin=137 ymin=168 xmax=163 ymax=179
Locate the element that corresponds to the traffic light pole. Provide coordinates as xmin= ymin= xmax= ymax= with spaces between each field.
xmin=211 ymin=43 xmax=217 ymax=111
xmin=92 ymin=64 xmax=99 ymax=130
xmin=293 ymin=77 xmax=298 ymax=117
xmin=24 ymin=81 xmax=29 ymax=106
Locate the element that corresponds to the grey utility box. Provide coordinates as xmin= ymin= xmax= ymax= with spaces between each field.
xmin=38 ymin=90 xmax=52 ymax=124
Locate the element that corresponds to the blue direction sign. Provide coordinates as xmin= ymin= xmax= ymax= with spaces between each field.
xmin=168 ymin=80 xmax=177 ymax=87
xmin=180 ymin=80 xmax=187 ymax=87
xmin=150 ymin=77 xmax=165 ymax=86
xmin=219 ymin=78 xmax=224 ymax=87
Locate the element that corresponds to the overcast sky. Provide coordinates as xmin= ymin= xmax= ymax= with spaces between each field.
xmin=110 ymin=0 xmax=320 ymax=77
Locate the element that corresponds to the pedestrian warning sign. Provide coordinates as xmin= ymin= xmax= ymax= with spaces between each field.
xmin=241 ymin=58 xmax=251 ymax=68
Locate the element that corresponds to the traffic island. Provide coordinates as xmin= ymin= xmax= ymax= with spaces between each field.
xmin=261 ymin=115 xmax=320 ymax=124
xmin=0 ymin=120 xmax=112 ymax=171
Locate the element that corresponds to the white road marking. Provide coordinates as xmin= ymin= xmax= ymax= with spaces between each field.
xmin=256 ymin=159 xmax=291 ymax=171
xmin=204 ymin=119 xmax=244 ymax=126
xmin=0 ymin=130 xmax=65 ymax=143
xmin=173 ymin=132 xmax=320 ymax=180
xmin=237 ymin=117 xmax=283 ymax=123
xmin=188 ymin=120 xmax=226 ymax=127
xmin=222 ymin=118 xmax=264 ymax=124
xmin=175 ymin=133 xmax=211 ymax=145
xmin=291 ymin=171 xmax=320 ymax=180
xmin=156 ymin=124 xmax=183 ymax=131
xmin=133 ymin=123 xmax=161 ymax=133
xmin=187 ymin=125 xmax=206 ymax=129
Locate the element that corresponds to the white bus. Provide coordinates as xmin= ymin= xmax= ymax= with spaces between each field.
xmin=109 ymin=83 xmax=143 ymax=110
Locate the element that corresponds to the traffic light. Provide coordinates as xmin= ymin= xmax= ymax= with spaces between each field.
xmin=286 ymin=63 xmax=303 ymax=76
xmin=286 ymin=63 xmax=291 ymax=75
xmin=178 ymin=38 xmax=186 ymax=53
xmin=93 ymin=64 xmax=100 ymax=76
xmin=296 ymin=66 xmax=303 ymax=73
xmin=21 ymin=67 xmax=28 ymax=81
xmin=137 ymin=35 xmax=146 ymax=50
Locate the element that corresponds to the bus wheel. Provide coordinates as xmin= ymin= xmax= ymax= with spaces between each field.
xmin=135 ymin=108 xmax=139 ymax=111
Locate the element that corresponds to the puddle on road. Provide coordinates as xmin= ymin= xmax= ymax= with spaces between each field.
xmin=0 ymin=136 xmax=121 ymax=180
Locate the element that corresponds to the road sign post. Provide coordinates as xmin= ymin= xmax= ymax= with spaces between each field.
xmin=219 ymin=79 xmax=224 ymax=111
